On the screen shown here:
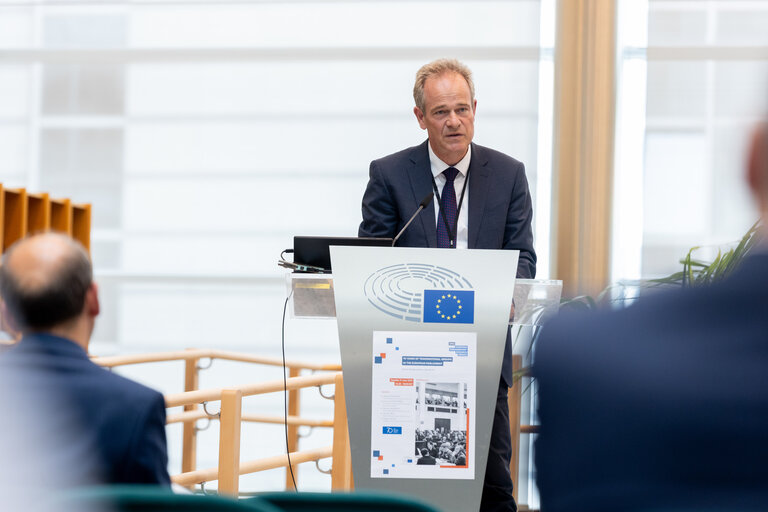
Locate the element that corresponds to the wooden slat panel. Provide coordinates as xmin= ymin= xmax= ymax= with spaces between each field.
xmin=27 ymin=192 xmax=51 ymax=235
xmin=3 ymin=188 xmax=28 ymax=251
xmin=50 ymin=198 xmax=73 ymax=235
xmin=72 ymin=203 xmax=91 ymax=252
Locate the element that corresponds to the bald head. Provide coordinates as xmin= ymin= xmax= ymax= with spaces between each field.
xmin=0 ymin=233 xmax=93 ymax=332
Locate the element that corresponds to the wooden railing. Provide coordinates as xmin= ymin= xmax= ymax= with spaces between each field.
xmin=92 ymin=349 xmax=350 ymax=494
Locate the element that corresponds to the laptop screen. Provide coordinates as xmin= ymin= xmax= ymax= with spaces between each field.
xmin=292 ymin=236 xmax=392 ymax=272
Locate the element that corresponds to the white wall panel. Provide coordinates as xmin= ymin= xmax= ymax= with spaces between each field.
xmin=0 ymin=127 xmax=27 ymax=173
xmin=125 ymin=119 xmax=423 ymax=174
xmin=127 ymin=61 xmax=417 ymax=116
xmin=714 ymin=62 xmax=768 ymax=117
xmin=716 ymin=10 xmax=768 ymax=46
xmin=646 ymin=61 xmax=707 ymax=118
xmin=643 ymin=132 xmax=709 ymax=239
xmin=129 ymin=2 xmax=540 ymax=48
xmin=123 ymin=176 xmax=366 ymax=232
xmin=0 ymin=66 xmax=30 ymax=118
xmin=0 ymin=9 xmax=33 ymax=49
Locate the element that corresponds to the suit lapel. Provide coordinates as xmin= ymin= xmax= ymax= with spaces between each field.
xmin=407 ymin=141 xmax=437 ymax=247
xmin=468 ymin=143 xmax=490 ymax=249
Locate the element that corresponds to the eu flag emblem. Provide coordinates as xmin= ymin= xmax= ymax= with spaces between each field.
xmin=423 ymin=290 xmax=474 ymax=324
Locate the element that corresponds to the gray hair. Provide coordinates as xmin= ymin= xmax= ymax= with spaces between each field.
xmin=413 ymin=58 xmax=475 ymax=112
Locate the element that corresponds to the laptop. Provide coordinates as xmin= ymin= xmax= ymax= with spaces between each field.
xmin=292 ymin=236 xmax=392 ymax=273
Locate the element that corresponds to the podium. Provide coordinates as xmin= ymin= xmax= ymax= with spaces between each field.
xmin=286 ymin=250 xmax=562 ymax=511
xmin=328 ymin=247 xmax=518 ymax=512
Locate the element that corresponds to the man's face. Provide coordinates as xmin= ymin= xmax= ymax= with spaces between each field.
xmin=414 ymin=71 xmax=476 ymax=166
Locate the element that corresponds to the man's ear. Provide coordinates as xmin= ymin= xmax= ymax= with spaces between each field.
xmin=85 ymin=282 xmax=100 ymax=318
xmin=747 ymin=123 xmax=768 ymax=207
xmin=472 ymin=99 xmax=477 ymax=114
xmin=414 ymin=106 xmax=427 ymax=130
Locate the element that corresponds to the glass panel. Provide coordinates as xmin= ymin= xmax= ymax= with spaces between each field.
xmin=0 ymin=8 xmax=33 ymax=49
xmin=125 ymin=119 xmax=422 ymax=174
xmin=715 ymin=10 xmax=768 ymax=46
xmin=648 ymin=9 xmax=706 ymax=46
xmin=0 ymin=127 xmax=27 ymax=173
xmin=43 ymin=14 xmax=126 ymax=48
xmin=91 ymin=239 xmax=123 ymax=270
xmin=43 ymin=64 xmax=125 ymax=115
xmin=711 ymin=123 xmax=758 ymax=237
xmin=646 ymin=61 xmax=707 ymax=118
xmin=40 ymin=128 xmax=124 ymax=178
xmin=90 ymin=281 xmax=119 ymax=344
xmin=0 ymin=66 xmax=30 ymax=118
xmin=121 ymin=235 xmax=291 ymax=275
xmin=713 ymin=61 xmax=768 ymax=117
xmin=126 ymin=60 xmax=539 ymax=116
xmin=118 ymin=283 xmax=286 ymax=346
xmin=123 ymin=176 xmax=366 ymax=233
xmin=642 ymin=131 xmax=709 ymax=240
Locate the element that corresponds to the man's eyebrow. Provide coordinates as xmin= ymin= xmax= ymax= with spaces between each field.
xmin=430 ymin=101 xmax=471 ymax=112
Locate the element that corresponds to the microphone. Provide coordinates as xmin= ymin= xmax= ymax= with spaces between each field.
xmin=392 ymin=192 xmax=434 ymax=247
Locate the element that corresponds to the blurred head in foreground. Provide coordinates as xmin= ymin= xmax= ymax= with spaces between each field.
xmin=0 ymin=232 xmax=99 ymax=348
xmin=533 ymin=118 xmax=768 ymax=512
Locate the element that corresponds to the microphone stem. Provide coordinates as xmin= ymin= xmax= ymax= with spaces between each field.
xmin=392 ymin=206 xmax=425 ymax=247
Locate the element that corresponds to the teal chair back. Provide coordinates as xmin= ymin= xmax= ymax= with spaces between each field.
xmin=50 ymin=485 xmax=282 ymax=512
xmin=253 ymin=491 xmax=442 ymax=512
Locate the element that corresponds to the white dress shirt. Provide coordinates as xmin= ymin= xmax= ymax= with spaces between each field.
xmin=428 ymin=142 xmax=471 ymax=249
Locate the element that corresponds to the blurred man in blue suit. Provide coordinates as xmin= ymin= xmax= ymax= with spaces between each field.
xmin=534 ymin=122 xmax=768 ymax=511
xmin=0 ymin=233 xmax=170 ymax=491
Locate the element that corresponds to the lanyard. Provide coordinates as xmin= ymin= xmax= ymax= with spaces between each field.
xmin=431 ymin=167 xmax=470 ymax=248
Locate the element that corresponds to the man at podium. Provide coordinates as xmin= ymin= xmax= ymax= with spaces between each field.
xmin=359 ymin=58 xmax=536 ymax=512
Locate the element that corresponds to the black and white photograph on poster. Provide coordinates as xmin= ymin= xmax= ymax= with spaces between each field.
xmin=414 ymin=382 xmax=468 ymax=467
xmin=371 ymin=330 xmax=475 ymax=479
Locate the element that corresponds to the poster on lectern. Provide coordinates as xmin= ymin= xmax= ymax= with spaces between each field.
xmin=370 ymin=330 xmax=476 ymax=480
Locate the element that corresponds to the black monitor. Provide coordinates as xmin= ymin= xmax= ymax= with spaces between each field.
xmin=292 ymin=236 xmax=392 ymax=273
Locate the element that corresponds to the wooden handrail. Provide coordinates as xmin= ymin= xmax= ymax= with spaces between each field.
xmin=93 ymin=348 xmax=341 ymax=372
xmin=164 ymin=373 xmax=338 ymax=408
xmin=172 ymin=446 xmax=333 ymax=487
xmin=166 ymin=409 xmax=333 ymax=428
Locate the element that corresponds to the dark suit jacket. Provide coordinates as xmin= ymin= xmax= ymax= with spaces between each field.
xmin=534 ymin=252 xmax=768 ymax=512
xmin=417 ymin=455 xmax=437 ymax=465
xmin=0 ymin=334 xmax=170 ymax=486
xmin=359 ymin=140 xmax=537 ymax=386
xmin=358 ymin=140 xmax=536 ymax=279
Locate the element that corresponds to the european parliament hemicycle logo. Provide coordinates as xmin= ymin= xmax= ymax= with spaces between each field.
xmin=363 ymin=263 xmax=475 ymax=324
